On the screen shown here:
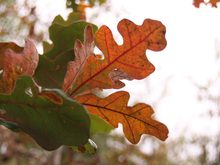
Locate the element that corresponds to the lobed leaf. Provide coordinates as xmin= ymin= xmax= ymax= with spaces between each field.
xmin=0 ymin=17 xmax=168 ymax=151
xmin=63 ymin=25 xmax=94 ymax=92
xmin=67 ymin=19 xmax=167 ymax=97
xmin=0 ymin=76 xmax=90 ymax=150
xmin=76 ymin=91 xmax=168 ymax=144
xmin=52 ymin=12 xmax=84 ymax=27
xmin=0 ymin=39 xmax=38 ymax=94
xmin=34 ymin=16 xmax=97 ymax=89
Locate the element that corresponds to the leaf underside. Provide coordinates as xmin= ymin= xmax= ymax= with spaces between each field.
xmin=63 ymin=18 xmax=168 ymax=143
xmin=76 ymin=91 xmax=168 ymax=144
xmin=66 ymin=19 xmax=167 ymax=97
xmin=0 ymin=76 xmax=90 ymax=150
xmin=0 ymin=39 xmax=38 ymax=94
xmin=34 ymin=19 xmax=97 ymax=90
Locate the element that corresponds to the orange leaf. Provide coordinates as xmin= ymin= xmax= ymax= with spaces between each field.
xmin=193 ymin=0 xmax=220 ymax=7
xmin=63 ymin=25 xmax=94 ymax=93
xmin=0 ymin=39 xmax=38 ymax=94
xmin=67 ymin=19 xmax=166 ymax=96
xmin=76 ymin=91 xmax=168 ymax=143
xmin=209 ymin=0 xmax=220 ymax=7
xmin=193 ymin=0 xmax=204 ymax=7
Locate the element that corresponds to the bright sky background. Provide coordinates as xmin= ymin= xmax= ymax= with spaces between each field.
xmin=35 ymin=0 xmax=220 ymax=156
xmin=91 ymin=0 xmax=220 ymax=139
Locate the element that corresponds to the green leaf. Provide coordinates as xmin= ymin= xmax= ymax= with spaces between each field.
xmin=72 ymin=139 xmax=97 ymax=154
xmin=66 ymin=0 xmax=106 ymax=7
xmin=0 ymin=120 xmax=21 ymax=132
xmin=66 ymin=0 xmax=78 ymax=11
xmin=34 ymin=16 xmax=98 ymax=89
xmin=90 ymin=114 xmax=113 ymax=135
xmin=89 ymin=0 xmax=107 ymax=5
xmin=52 ymin=13 xmax=81 ymax=26
xmin=0 ymin=76 xmax=90 ymax=151
xmin=42 ymin=41 xmax=53 ymax=54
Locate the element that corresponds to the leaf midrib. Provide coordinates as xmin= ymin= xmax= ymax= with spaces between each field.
xmin=70 ymin=26 xmax=162 ymax=96
xmin=83 ymin=103 xmax=162 ymax=132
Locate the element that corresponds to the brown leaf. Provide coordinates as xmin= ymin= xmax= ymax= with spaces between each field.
xmin=0 ymin=39 xmax=38 ymax=94
xmin=68 ymin=19 xmax=166 ymax=97
xmin=76 ymin=91 xmax=168 ymax=143
xmin=63 ymin=25 xmax=94 ymax=92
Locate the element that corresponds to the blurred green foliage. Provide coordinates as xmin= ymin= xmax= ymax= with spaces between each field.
xmin=66 ymin=0 xmax=106 ymax=11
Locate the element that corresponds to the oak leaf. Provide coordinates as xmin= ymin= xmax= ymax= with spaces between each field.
xmin=63 ymin=25 xmax=94 ymax=92
xmin=67 ymin=19 xmax=166 ymax=97
xmin=0 ymin=76 xmax=90 ymax=150
xmin=0 ymin=39 xmax=38 ymax=94
xmin=34 ymin=16 xmax=97 ymax=89
xmin=76 ymin=91 xmax=168 ymax=144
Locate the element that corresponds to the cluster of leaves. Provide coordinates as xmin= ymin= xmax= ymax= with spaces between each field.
xmin=0 ymin=12 xmax=168 ymax=152
xmin=193 ymin=0 xmax=220 ymax=7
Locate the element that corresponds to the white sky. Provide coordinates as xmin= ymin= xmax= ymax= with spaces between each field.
xmin=35 ymin=0 xmax=220 ymax=152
